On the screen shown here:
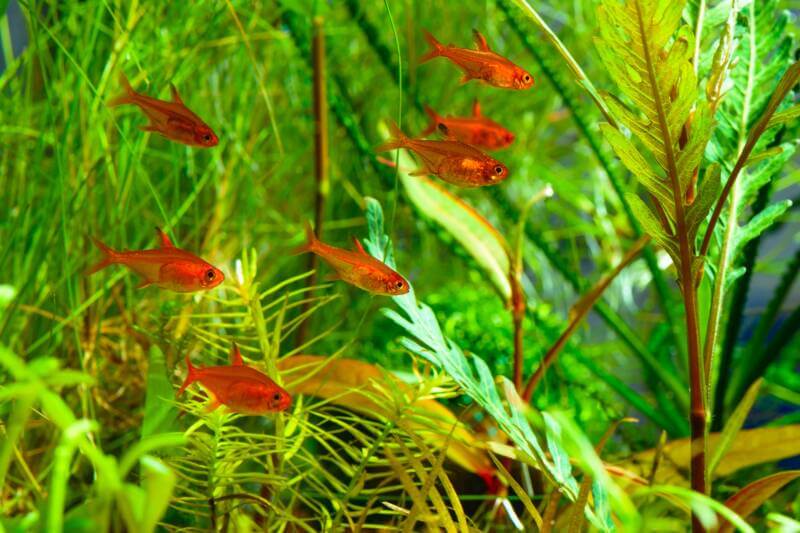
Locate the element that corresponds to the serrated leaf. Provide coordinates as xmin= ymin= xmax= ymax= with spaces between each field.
xmin=600 ymin=123 xmax=673 ymax=209
xmin=625 ymin=193 xmax=679 ymax=262
xmin=733 ymin=200 xmax=792 ymax=256
xmin=687 ymin=164 xmax=721 ymax=241
xmin=766 ymin=103 xmax=800 ymax=129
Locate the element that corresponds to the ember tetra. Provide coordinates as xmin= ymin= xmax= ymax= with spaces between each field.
xmin=177 ymin=343 xmax=292 ymax=415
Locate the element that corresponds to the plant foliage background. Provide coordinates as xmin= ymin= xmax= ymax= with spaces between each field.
xmin=0 ymin=0 xmax=798 ymax=531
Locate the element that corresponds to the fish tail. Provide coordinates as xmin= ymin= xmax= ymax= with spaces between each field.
xmin=375 ymin=121 xmax=410 ymax=153
xmin=420 ymin=105 xmax=440 ymax=137
xmin=291 ymin=221 xmax=318 ymax=256
xmin=177 ymin=355 xmax=198 ymax=396
xmin=419 ymin=30 xmax=443 ymax=63
xmin=108 ymin=73 xmax=136 ymax=107
xmin=85 ymin=236 xmax=119 ymax=275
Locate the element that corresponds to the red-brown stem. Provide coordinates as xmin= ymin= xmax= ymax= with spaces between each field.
xmin=296 ymin=17 xmax=329 ymax=347
xmin=523 ymin=236 xmax=649 ymax=402
xmin=510 ymin=268 xmax=525 ymax=392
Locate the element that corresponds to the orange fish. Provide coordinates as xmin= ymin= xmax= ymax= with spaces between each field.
xmin=293 ymin=223 xmax=409 ymax=296
xmin=376 ymin=122 xmax=509 ymax=187
xmin=177 ymin=343 xmax=292 ymax=414
xmin=87 ymin=228 xmax=224 ymax=292
xmin=109 ymin=73 xmax=219 ymax=147
xmin=422 ymin=100 xmax=515 ymax=150
xmin=421 ymin=29 xmax=534 ymax=90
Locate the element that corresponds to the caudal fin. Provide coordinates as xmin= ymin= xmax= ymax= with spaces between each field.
xmin=375 ymin=121 xmax=410 ymax=153
xmin=419 ymin=30 xmax=444 ymax=64
xmin=291 ymin=221 xmax=319 ymax=256
xmin=85 ymin=236 xmax=119 ymax=275
xmin=108 ymin=73 xmax=136 ymax=107
xmin=177 ymin=355 xmax=198 ymax=396
xmin=420 ymin=105 xmax=441 ymax=137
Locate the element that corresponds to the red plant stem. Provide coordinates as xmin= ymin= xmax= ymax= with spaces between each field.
xmin=296 ymin=17 xmax=329 ymax=347
xmin=511 ymin=268 xmax=525 ymax=392
xmin=523 ymin=236 xmax=648 ymax=402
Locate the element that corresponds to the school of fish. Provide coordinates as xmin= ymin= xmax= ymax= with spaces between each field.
xmin=93 ymin=29 xmax=532 ymax=416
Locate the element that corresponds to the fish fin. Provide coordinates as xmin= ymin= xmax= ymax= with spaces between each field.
xmin=230 ymin=343 xmax=244 ymax=366
xmin=409 ymin=168 xmax=431 ymax=177
xmin=169 ymin=83 xmax=185 ymax=104
xmin=472 ymin=99 xmax=482 ymax=117
xmin=85 ymin=236 xmax=119 ymax=275
xmin=437 ymin=123 xmax=456 ymax=141
xmin=420 ymin=105 xmax=440 ymax=137
xmin=155 ymin=227 xmax=175 ymax=248
xmin=204 ymin=394 xmax=222 ymax=413
xmin=419 ymin=29 xmax=444 ymax=63
xmin=472 ymin=29 xmax=490 ymax=52
xmin=375 ymin=121 xmax=410 ymax=153
xmin=135 ymin=279 xmax=154 ymax=289
xmin=459 ymin=73 xmax=473 ymax=85
xmin=177 ymin=355 xmax=198 ymax=396
xmin=108 ymin=73 xmax=136 ymax=107
xmin=138 ymin=124 xmax=160 ymax=133
xmin=323 ymin=273 xmax=340 ymax=282
xmin=291 ymin=221 xmax=318 ymax=255
xmin=352 ymin=238 xmax=368 ymax=256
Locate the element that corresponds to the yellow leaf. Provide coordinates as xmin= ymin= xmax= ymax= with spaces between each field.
xmin=719 ymin=470 xmax=800 ymax=533
xmin=277 ymin=355 xmax=493 ymax=479
xmin=626 ymin=425 xmax=800 ymax=486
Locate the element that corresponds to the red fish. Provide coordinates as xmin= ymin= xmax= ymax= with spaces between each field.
xmin=87 ymin=228 xmax=224 ymax=292
xmin=177 ymin=343 xmax=292 ymax=414
xmin=376 ymin=122 xmax=509 ymax=187
xmin=293 ymin=223 xmax=409 ymax=296
xmin=109 ymin=73 xmax=219 ymax=147
xmin=421 ymin=30 xmax=534 ymax=90
xmin=422 ymin=100 xmax=515 ymax=150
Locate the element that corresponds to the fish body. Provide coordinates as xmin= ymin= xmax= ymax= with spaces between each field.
xmin=377 ymin=122 xmax=509 ymax=187
xmin=178 ymin=344 xmax=292 ymax=414
xmin=421 ymin=30 xmax=533 ymax=90
xmin=87 ymin=228 xmax=224 ymax=292
xmin=422 ymin=101 xmax=514 ymax=150
xmin=109 ymin=74 xmax=218 ymax=147
xmin=294 ymin=223 xmax=409 ymax=296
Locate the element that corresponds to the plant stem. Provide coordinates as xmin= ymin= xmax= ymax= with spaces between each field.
xmin=632 ymin=1 xmax=706 ymax=525
xmin=296 ymin=17 xmax=329 ymax=347
xmin=523 ymin=236 xmax=649 ymax=401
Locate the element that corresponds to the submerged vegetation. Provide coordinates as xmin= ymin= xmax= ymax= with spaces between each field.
xmin=1 ymin=0 xmax=799 ymax=531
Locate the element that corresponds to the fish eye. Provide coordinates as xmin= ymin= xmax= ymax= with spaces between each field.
xmin=203 ymin=134 xmax=211 ymax=142
xmin=395 ymin=280 xmax=405 ymax=289
xmin=272 ymin=392 xmax=282 ymax=402
xmin=494 ymin=165 xmax=504 ymax=175
xmin=205 ymin=269 xmax=216 ymax=280
xmin=523 ymin=74 xmax=531 ymax=82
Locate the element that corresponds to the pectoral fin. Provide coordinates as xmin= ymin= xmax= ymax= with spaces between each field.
xmin=135 ymin=279 xmax=154 ymax=289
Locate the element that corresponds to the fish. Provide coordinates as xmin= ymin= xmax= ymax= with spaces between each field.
xmin=86 ymin=227 xmax=225 ymax=292
xmin=421 ymin=100 xmax=515 ymax=150
xmin=420 ymin=29 xmax=534 ymax=90
xmin=177 ymin=343 xmax=292 ymax=414
xmin=292 ymin=223 xmax=409 ymax=296
xmin=108 ymin=73 xmax=219 ymax=147
xmin=376 ymin=122 xmax=509 ymax=187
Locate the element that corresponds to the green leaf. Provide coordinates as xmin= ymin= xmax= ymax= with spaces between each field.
xmin=733 ymin=200 xmax=792 ymax=257
xmin=625 ymin=193 xmax=678 ymax=262
xmin=141 ymin=345 xmax=179 ymax=440
xmin=709 ymin=378 xmax=762 ymax=477
xmin=687 ymin=164 xmax=721 ymax=241
xmin=719 ymin=471 xmax=800 ymax=533
xmin=642 ymin=486 xmax=754 ymax=532
xmin=600 ymin=123 xmax=673 ymax=209
xmin=766 ymin=103 xmax=800 ymax=129
xmin=117 ymin=456 xmax=177 ymax=533
xmin=375 ymin=130 xmax=512 ymax=303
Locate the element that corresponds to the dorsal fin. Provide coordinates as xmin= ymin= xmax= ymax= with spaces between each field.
xmin=230 ymin=343 xmax=244 ymax=366
xmin=472 ymin=99 xmax=482 ymax=117
xmin=155 ymin=227 xmax=175 ymax=248
xmin=169 ymin=83 xmax=185 ymax=105
xmin=352 ymin=238 xmax=368 ymax=256
xmin=438 ymin=123 xmax=455 ymax=140
xmin=472 ymin=29 xmax=490 ymax=52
